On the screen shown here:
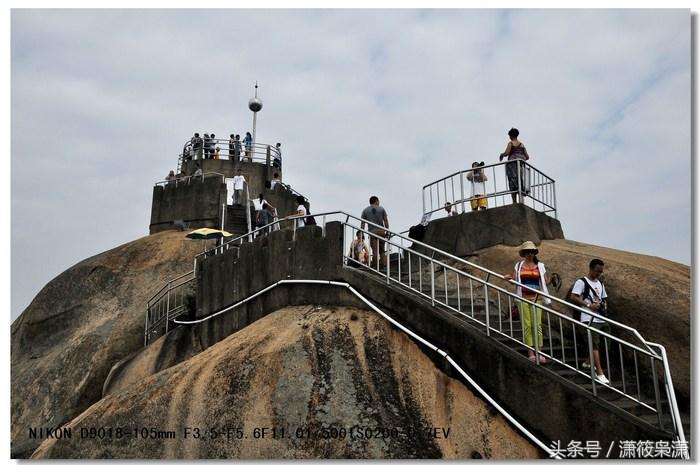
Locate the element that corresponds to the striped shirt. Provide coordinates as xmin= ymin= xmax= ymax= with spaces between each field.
xmin=519 ymin=265 xmax=541 ymax=300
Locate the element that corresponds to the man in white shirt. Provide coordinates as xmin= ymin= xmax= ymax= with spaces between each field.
xmin=231 ymin=169 xmax=246 ymax=205
xmin=570 ymin=258 xmax=610 ymax=385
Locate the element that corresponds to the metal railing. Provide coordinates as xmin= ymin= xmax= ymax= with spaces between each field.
xmin=144 ymin=271 xmax=196 ymax=346
xmin=155 ymin=171 xmax=226 ymax=188
xmin=422 ymin=160 xmax=557 ymax=219
xmin=179 ymin=138 xmax=281 ymax=172
xmin=147 ymin=210 xmax=684 ymax=442
xmin=169 ymin=278 xmax=562 ymax=459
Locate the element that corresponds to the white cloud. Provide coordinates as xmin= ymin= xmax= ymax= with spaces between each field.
xmin=11 ymin=9 xmax=691 ymax=321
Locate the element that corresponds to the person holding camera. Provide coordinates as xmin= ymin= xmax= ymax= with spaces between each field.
xmin=569 ymin=258 xmax=610 ymax=385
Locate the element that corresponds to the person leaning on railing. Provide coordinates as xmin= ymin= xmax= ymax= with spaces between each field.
xmin=503 ymin=241 xmax=551 ymax=364
xmin=499 ymin=127 xmax=530 ymax=205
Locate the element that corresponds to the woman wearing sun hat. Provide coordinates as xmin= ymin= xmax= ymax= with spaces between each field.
xmin=504 ymin=240 xmax=551 ymax=364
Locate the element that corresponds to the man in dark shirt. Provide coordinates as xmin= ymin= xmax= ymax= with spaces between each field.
xmin=360 ymin=196 xmax=389 ymax=268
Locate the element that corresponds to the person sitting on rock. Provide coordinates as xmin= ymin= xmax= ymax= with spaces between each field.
xmin=444 ymin=201 xmax=458 ymax=217
xmin=349 ymin=230 xmax=370 ymax=266
xmin=569 ymin=259 xmax=610 ymax=385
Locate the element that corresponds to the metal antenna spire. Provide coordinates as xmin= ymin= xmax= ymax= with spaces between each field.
xmin=248 ymin=82 xmax=263 ymax=147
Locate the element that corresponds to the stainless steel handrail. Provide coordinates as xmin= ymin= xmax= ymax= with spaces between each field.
xmin=155 ymin=171 xmax=226 ymax=188
xmin=145 ymin=273 xmax=196 ymax=345
xmin=171 ymin=278 xmax=562 ymax=459
xmin=181 ymin=139 xmax=281 ymax=166
xmin=646 ymin=342 xmax=687 ymax=453
xmin=196 ymin=211 xmax=655 ymax=355
xmin=422 ymin=160 xmax=557 ymax=219
xmin=148 ymin=209 xmax=681 ymax=435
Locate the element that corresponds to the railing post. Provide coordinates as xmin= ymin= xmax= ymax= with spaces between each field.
xmin=587 ymin=328 xmax=597 ymax=396
xmin=430 ymin=261 xmax=435 ymax=306
xmin=516 ymin=159 xmax=522 ymax=203
xmin=144 ymin=306 xmax=149 ymax=346
xmin=650 ymin=357 xmax=664 ymax=428
xmin=484 ymin=284 xmax=490 ymax=336
xmin=165 ymin=283 xmax=171 ymax=334
xmin=386 ymin=239 xmax=391 ymax=284
xmin=459 ymin=172 xmax=465 ymax=214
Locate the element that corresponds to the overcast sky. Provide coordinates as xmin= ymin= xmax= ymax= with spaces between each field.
xmin=10 ymin=9 xmax=691 ymax=321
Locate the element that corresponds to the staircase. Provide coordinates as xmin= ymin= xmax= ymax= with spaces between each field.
xmin=226 ymin=204 xmax=254 ymax=236
xmin=147 ymin=210 xmax=688 ymax=452
xmin=373 ymin=251 xmax=691 ymax=438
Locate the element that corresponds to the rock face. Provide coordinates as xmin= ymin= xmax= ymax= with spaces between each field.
xmin=466 ymin=239 xmax=690 ymax=408
xmin=31 ymin=306 xmax=541 ymax=459
xmin=11 ymin=231 xmax=201 ymax=458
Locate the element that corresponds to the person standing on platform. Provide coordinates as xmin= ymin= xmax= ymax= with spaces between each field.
xmin=360 ymin=196 xmax=390 ymax=268
xmin=499 ymin=127 xmax=530 ymax=204
xmin=232 ymin=169 xmax=246 ymax=205
xmin=244 ymin=132 xmax=253 ymax=162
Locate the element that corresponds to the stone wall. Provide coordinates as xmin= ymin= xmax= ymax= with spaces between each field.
xmin=420 ymin=204 xmax=565 ymax=257
xmin=149 ymin=175 xmax=227 ymax=234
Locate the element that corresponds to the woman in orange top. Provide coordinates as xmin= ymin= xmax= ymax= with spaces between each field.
xmin=504 ymin=241 xmax=551 ymax=364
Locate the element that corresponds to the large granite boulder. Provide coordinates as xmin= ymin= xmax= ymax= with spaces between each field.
xmin=11 ymin=231 xmax=200 ymax=458
xmin=32 ymin=306 xmax=540 ymax=459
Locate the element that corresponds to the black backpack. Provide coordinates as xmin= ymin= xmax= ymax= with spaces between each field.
xmin=565 ymin=277 xmax=605 ymax=321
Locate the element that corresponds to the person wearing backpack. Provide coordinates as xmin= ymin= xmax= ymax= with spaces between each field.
xmin=503 ymin=241 xmax=551 ymax=364
xmin=569 ymin=258 xmax=610 ymax=385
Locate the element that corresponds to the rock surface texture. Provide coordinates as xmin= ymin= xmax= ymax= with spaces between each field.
xmin=11 ymin=231 xmax=201 ymax=458
xmin=32 ymin=306 xmax=541 ymax=459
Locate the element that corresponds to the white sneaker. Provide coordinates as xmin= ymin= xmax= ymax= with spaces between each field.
xmin=582 ymin=362 xmax=591 ymax=370
xmin=596 ymin=374 xmax=610 ymax=385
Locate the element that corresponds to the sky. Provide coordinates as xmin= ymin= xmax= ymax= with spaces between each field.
xmin=10 ymin=9 xmax=691 ymax=322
